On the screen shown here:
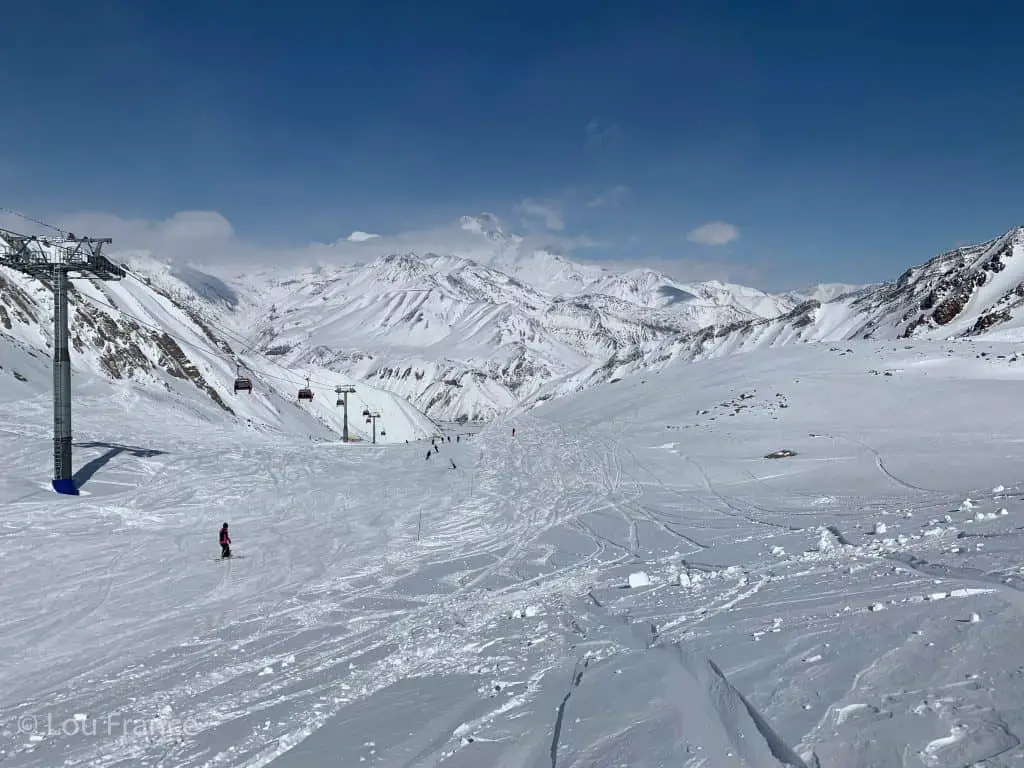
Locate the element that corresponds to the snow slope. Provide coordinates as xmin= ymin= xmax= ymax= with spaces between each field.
xmin=3 ymin=338 xmax=1024 ymax=766
xmin=0 ymin=257 xmax=438 ymax=444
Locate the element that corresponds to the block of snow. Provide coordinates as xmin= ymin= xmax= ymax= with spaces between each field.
xmin=969 ymin=612 xmax=981 ymax=623
xmin=869 ymin=602 xmax=886 ymax=612
xmin=993 ymin=485 xmax=1005 ymax=493
xmin=628 ymin=571 xmax=650 ymax=588
xmin=523 ymin=605 xmax=539 ymax=617
xmin=873 ymin=522 xmax=887 ymax=535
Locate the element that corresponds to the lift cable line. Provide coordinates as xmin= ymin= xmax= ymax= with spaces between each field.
xmin=1 ymin=209 xmax=380 ymax=451
xmin=71 ymin=269 xmax=383 ymax=435
xmin=0 ymin=227 xmax=125 ymax=495
xmin=72 ymin=274 xmax=346 ymax=394
xmin=117 ymin=267 xmax=350 ymax=393
xmin=73 ymin=286 xmax=375 ymax=417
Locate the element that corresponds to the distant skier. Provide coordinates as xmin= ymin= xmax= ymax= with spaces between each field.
xmin=426 ymin=449 xmax=431 ymax=460
xmin=220 ymin=522 xmax=231 ymax=558
xmin=450 ymin=459 xmax=457 ymax=470
xmin=447 ymin=435 xmax=451 ymax=442
xmin=456 ymin=435 xmax=460 ymax=443
xmin=512 ymin=427 xmax=516 ymax=437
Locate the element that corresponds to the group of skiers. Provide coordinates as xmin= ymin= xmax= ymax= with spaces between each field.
xmin=425 ymin=434 xmax=458 ymax=468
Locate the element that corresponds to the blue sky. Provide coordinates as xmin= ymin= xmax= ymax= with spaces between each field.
xmin=2 ymin=0 xmax=1024 ymax=289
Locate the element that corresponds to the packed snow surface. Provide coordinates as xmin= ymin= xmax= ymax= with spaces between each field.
xmin=3 ymin=339 xmax=1024 ymax=766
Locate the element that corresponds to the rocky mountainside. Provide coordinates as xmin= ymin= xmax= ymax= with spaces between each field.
xmin=549 ymin=226 xmax=1024 ymax=396
xmin=0 ymin=253 xmax=438 ymax=443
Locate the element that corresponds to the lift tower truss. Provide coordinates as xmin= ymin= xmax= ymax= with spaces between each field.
xmin=334 ymin=385 xmax=356 ymax=442
xmin=0 ymin=229 xmax=124 ymax=494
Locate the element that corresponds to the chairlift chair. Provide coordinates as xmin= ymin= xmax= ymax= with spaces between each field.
xmin=233 ymin=364 xmax=252 ymax=394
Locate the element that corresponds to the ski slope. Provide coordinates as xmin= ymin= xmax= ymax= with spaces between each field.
xmin=3 ymin=339 xmax=1024 ymax=766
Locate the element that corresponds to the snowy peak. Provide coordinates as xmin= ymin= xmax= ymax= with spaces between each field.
xmin=585 ymin=269 xmax=699 ymax=309
xmin=369 ymin=252 xmax=436 ymax=285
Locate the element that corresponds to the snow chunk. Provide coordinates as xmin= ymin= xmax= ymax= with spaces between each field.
xmin=872 ymin=521 xmax=887 ymax=535
xmin=628 ymin=571 xmax=651 ymax=588
xmin=993 ymin=485 xmax=1005 ymax=493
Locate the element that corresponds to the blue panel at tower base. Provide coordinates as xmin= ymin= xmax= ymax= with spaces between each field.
xmin=52 ymin=478 xmax=79 ymax=495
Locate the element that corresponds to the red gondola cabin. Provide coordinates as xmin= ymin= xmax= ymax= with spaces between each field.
xmin=298 ymin=387 xmax=313 ymax=401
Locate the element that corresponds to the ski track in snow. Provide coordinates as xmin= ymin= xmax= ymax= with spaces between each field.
xmin=3 ymin=341 xmax=1024 ymax=766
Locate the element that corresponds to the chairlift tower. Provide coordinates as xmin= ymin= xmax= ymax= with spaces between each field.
xmin=0 ymin=229 xmax=124 ymax=495
xmin=334 ymin=384 xmax=356 ymax=442
xmin=363 ymin=409 xmax=382 ymax=444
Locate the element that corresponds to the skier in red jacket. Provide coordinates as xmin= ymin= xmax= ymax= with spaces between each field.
xmin=220 ymin=522 xmax=231 ymax=558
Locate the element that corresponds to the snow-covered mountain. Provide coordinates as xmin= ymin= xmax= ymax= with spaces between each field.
xmin=539 ymin=226 xmax=1024 ymax=395
xmin=195 ymin=215 xmax=797 ymax=421
xmin=5 ymin=215 xmax=1024 ymax=426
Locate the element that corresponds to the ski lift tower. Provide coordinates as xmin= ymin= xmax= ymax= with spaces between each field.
xmin=334 ymin=384 xmax=356 ymax=442
xmin=0 ymin=229 xmax=124 ymax=495
xmin=363 ymin=409 xmax=382 ymax=444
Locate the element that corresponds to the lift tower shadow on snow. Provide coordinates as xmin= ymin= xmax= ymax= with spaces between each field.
xmin=0 ymin=227 xmax=124 ymax=495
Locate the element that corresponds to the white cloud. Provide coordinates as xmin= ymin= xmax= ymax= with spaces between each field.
xmin=686 ymin=221 xmax=740 ymax=246
xmin=0 ymin=209 xmax=605 ymax=271
xmin=515 ymin=198 xmax=564 ymax=231
xmin=586 ymin=185 xmax=629 ymax=208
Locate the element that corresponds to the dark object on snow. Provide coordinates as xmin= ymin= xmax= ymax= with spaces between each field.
xmin=426 ymin=450 xmax=431 ymax=460
xmin=512 ymin=427 xmax=516 ymax=437
xmin=456 ymin=435 xmax=460 ymax=443
xmin=764 ymin=449 xmax=797 ymax=459
xmin=450 ymin=459 xmax=457 ymax=469
xmin=220 ymin=522 xmax=231 ymax=558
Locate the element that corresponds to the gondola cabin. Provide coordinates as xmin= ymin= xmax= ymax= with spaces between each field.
xmin=234 ymin=377 xmax=252 ymax=393
xmin=298 ymin=387 xmax=314 ymax=401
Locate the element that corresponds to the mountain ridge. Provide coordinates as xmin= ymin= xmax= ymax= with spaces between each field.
xmin=3 ymin=215 xmax=1022 ymax=426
